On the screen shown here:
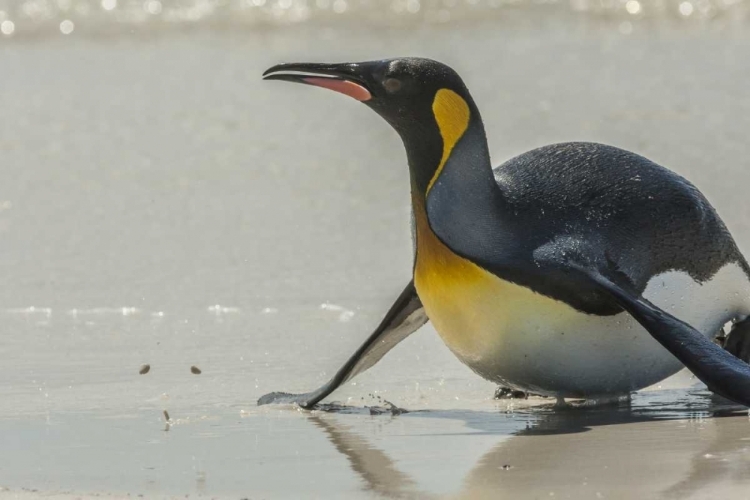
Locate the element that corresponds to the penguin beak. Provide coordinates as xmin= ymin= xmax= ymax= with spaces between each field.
xmin=263 ymin=62 xmax=373 ymax=102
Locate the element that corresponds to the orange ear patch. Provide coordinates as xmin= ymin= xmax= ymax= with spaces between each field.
xmin=427 ymin=89 xmax=471 ymax=194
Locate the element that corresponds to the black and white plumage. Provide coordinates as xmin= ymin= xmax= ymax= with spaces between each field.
xmin=259 ymin=58 xmax=750 ymax=408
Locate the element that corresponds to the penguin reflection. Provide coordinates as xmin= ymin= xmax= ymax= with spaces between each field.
xmin=308 ymin=396 xmax=749 ymax=499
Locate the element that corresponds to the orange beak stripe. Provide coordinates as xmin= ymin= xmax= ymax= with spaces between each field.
xmin=302 ymin=77 xmax=372 ymax=102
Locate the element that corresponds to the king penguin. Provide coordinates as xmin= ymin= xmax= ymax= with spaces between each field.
xmin=258 ymin=58 xmax=750 ymax=408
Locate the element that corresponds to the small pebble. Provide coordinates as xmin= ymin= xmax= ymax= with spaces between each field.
xmin=139 ymin=364 xmax=150 ymax=375
xmin=191 ymin=365 xmax=202 ymax=375
xmin=163 ymin=410 xmax=170 ymax=422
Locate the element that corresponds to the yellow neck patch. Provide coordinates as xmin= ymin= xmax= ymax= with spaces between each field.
xmin=412 ymin=90 xmax=497 ymax=359
xmin=426 ymin=88 xmax=471 ymax=194
xmin=413 ymin=88 xmax=578 ymax=371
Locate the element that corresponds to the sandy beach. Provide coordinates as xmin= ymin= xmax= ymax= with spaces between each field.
xmin=2 ymin=2 xmax=750 ymax=497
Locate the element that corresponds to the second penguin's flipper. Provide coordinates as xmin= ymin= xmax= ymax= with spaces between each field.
xmin=257 ymin=281 xmax=428 ymax=409
xmin=724 ymin=316 xmax=750 ymax=363
xmin=576 ymin=265 xmax=750 ymax=406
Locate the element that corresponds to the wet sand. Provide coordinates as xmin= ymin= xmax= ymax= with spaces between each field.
xmin=3 ymin=8 xmax=750 ymax=498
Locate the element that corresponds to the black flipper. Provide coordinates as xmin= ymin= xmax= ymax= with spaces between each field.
xmin=257 ymin=281 xmax=427 ymax=408
xmin=575 ymin=265 xmax=750 ymax=406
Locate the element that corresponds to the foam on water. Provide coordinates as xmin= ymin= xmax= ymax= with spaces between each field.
xmin=0 ymin=0 xmax=748 ymax=38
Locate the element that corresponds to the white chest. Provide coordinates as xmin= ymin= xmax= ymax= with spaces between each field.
xmin=417 ymin=250 xmax=750 ymax=397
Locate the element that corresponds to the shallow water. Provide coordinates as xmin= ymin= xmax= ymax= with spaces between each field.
xmin=1 ymin=0 xmax=750 ymax=39
xmin=3 ymin=8 xmax=750 ymax=499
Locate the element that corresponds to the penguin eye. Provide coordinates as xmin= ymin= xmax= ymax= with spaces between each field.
xmin=383 ymin=77 xmax=402 ymax=94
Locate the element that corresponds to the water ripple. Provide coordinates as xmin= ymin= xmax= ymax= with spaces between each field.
xmin=0 ymin=0 xmax=747 ymax=39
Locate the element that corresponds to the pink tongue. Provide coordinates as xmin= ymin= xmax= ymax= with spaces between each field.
xmin=302 ymin=77 xmax=371 ymax=102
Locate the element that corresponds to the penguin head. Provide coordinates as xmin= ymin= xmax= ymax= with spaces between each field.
xmin=264 ymin=58 xmax=484 ymax=192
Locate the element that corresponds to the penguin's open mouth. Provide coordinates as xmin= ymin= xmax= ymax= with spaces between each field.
xmin=263 ymin=62 xmax=372 ymax=102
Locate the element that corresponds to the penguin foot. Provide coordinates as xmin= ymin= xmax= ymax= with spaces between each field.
xmin=493 ymin=387 xmax=529 ymax=399
xmin=724 ymin=317 xmax=750 ymax=363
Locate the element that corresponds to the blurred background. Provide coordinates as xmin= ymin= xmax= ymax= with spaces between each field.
xmin=2 ymin=0 xmax=750 ymax=498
